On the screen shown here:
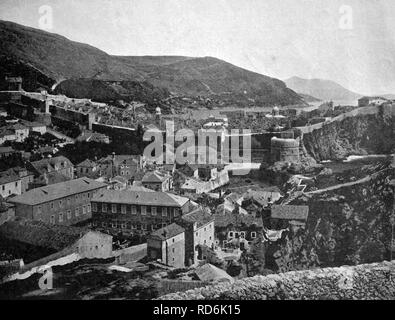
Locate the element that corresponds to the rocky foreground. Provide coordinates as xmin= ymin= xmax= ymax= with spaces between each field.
xmin=159 ymin=260 xmax=395 ymax=300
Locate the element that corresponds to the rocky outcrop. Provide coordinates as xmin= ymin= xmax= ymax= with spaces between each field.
xmin=301 ymin=105 xmax=395 ymax=161
xmin=268 ymin=160 xmax=395 ymax=272
xmin=159 ymin=260 xmax=395 ymax=300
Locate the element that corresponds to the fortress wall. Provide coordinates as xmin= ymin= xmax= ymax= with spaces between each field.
xmin=158 ymin=260 xmax=395 ymax=300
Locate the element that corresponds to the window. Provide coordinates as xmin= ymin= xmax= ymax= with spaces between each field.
xmin=121 ymin=205 xmax=126 ymax=214
xmin=141 ymin=206 xmax=146 ymax=215
xmin=151 ymin=207 xmax=157 ymax=216
xmin=251 ymin=232 xmax=257 ymax=239
xmin=102 ymin=203 xmax=107 ymax=213
xmin=59 ymin=212 xmax=63 ymax=223
xmin=172 ymin=248 xmax=175 ymax=253
xmin=92 ymin=202 xmax=97 ymax=212
xmin=142 ymin=224 xmax=147 ymax=230
xmin=121 ymin=223 xmax=127 ymax=229
xmin=82 ymin=205 xmax=86 ymax=215
xmin=75 ymin=207 xmax=79 ymax=217
xmin=67 ymin=210 xmax=71 ymax=220
xmin=196 ymin=232 xmax=198 ymax=237
xmin=87 ymin=192 xmax=90 ymax=198
xmin=15 ymin=181 xmax=18 ymax=187
xmin=87 ymin=204 xmax=91 ymax=213
xmin=2 ymin=185 xmax=4 ymax=191
xmin=67 ymin=197 xmax=71 ymax=205
xmin=50 ymin=202 xmax=54 ymax=210
xmin=37 ymin=205 xmax=42 ymax=214
xmin=240 ymin=232 xmax=246 ymax=239
xmin=50 ymin=215 xmax=55 ymax=224
xmin=229 ymin=231 xmax=234 ymax=238
xmin=131 ymin=206 xmax=137 ymax=215
xmin=162 ymin=207 xmax=167 ymax=217
xmin=112 ymin=204 xmax=117 ymax=213
xmin=59 ymin=200 xmax=63 ymax=208
xmin=174 ymin=208 xmax=180 ymax=217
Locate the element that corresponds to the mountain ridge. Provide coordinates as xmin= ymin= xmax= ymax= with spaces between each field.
xmin=0 ymin=20 xmax=304 ymax=106
xmin=285 ymin=76 xmax=361 ymax=102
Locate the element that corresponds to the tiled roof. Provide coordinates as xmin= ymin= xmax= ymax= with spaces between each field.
xmin=0 ymin=219 xmax=91 ymax=251
xmin=271 ymin=205 xmax=309 ymax=221
xmin=149 ymin=223 xmax=184 ymax=241
xmin=30 ymin=156 xmax=74 ymax=174
xmin=142 ymin=170 xmax=170 ymax=183
xmin=76 ymin=159 xmax=97 ymax=168
xmin=9 ymin=178 xmax=107 ymax=206
xmin=181 ymin=206 xmax=214 ymax=228
xmin=0 ymin=169 xmax=20 ymax=185
xmin=92 ymin=189 xmax=189 ymax=207
xmin=214 ymin=212 xmax=263 ymax=228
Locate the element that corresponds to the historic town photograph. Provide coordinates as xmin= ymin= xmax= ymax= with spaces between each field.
xmin=0 ymin=0 xmax=394 ymax=301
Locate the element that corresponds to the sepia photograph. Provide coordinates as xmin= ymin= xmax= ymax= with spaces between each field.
xmin=0 ymin=0 xmax=394 ymax=307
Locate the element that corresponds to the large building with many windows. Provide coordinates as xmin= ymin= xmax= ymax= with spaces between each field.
xmin=8 ymin=178 xmax=108 ymax=226
xmin=90 ymin=189 xmax=191 ymax=235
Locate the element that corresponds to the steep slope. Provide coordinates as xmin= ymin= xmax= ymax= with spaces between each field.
xmin=285 ymin=76 xmax=361 ymax=101
xmin=0 ymin=20 xmax=304 ymax=106
xmin=301 ymin=105 xmax=395 ymax=161
xmin=268 ymin=160 xmax=395 ymax=272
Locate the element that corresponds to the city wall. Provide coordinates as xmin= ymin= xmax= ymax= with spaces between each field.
xmin=158 ymin=260 xmax=395 ymax=300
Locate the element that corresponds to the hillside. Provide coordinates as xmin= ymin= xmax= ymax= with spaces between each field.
xmin=285 ymin=76 xmax=361 ymax=101
xmin=268 ymin=159 xmax=395 ymax=272
xmin=301 ymin=105 xmax=395 ymax=161
xmin=0 ymin=20 xmax=304 ymax=106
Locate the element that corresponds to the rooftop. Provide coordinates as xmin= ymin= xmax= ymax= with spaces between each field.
xmin=271 ymin=205 xmax=309 ymax=221
xmin=214 ymin=211 xmax=263 ymax=228
xmin=0 ymin=169 xmax=20 ymax=185
xmin=181 ymin=206 xmax=214 ymax=228
xmin=9 ymin=178 xmax=107 ymax=206
xmin=0 ymin=219 xmax=90 ymax=251
xmin=142 ymin=170 xmax=170 ymax=183
xmin=149 ymin=223 xmax=185 ymax=241
xmin=30 ymin=156 xmax=74 ymax=174
xmin=92 ymin=189 xmax=189 ymax=207
xmin=76 ymin=159 xmax=97 ymax=168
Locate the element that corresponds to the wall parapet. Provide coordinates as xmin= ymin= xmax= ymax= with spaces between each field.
xmin=158 ymin=261 xmax=395 ymax=300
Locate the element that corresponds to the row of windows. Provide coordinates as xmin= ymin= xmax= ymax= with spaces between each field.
xmin=96 ymin=220 xmax=168 ymax=231
xmin=37 ymin=192 xmax=92 ymax=213
xmin=49 ymin=204 xmax=91 ymax=224
xmin=228 ymin=231 xmax=257 ymax=239
xmin=92 ymin=202 xmax=179 ymax=217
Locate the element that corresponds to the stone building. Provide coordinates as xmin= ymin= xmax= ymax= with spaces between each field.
xmin=178 ymin=206 xmax=215 ymax=266
xmin=90 ymin=189 xmax=191 ymax=236
xmin=270 ymin=137 xmax=300 ymax=164
xmin=28 ymin=156 xmax=75 ymax=181
xmin=142 ymin=170 xmax=172 ymax=192
xmin=270 ymin=204 xmax=309 ymax=230
xmin=147 ymin=223 xmax=185 ymax=268
xmin=0 ymin=219 xmax=113 ymax=272
xmin=8 ymin=178 xmax=108 ymax=226
xmin=0 ymin=169 xmax=22 ymax=198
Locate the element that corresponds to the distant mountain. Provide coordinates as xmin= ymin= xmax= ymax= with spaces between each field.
xmin=285 ymin=76 xmax=361 ymax=101
xmin=0 ymin=20 xmax=304 ymax=106
xmin=297 ymin=93 xmax=322 ymax=103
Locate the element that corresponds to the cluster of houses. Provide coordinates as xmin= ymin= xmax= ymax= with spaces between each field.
xmin=0 ymin=78 xmax=313 ymax=286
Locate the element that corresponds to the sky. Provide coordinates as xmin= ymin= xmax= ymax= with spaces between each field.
xmin=1 ymin=0 xmax=395 ymax=95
